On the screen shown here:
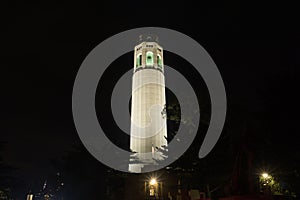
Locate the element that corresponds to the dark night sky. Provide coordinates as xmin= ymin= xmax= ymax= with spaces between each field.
xmin=1 ymin=0 xmax=299 ymax=198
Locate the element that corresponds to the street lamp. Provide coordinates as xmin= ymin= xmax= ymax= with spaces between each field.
xmin=150 ymin=178 xmax=157 ymax=186
xmin=262 ymin=173 xmax=269 ymax=179
xmin=146 ymin=177 xmax=162 ymax=199
xmin=260 ymin=172 xmax=273 ymax=194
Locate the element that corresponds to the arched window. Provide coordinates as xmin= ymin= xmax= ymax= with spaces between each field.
xmin=136 ymin=53 xmax=142 ymax=67
xmin=157 ymin=54 xmax=162 ymax=67
xmin=146 ymin=51 xmax=154 ymax=66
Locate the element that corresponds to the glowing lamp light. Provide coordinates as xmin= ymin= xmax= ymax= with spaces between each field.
xmin=262 ymin=173 xmax=269 ymax=179
xmin=150 ymin=178 xmax=157 ymax=185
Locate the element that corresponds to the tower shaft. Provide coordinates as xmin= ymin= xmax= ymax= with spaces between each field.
xmin=129 ymin=40 xmax=167 ymax=172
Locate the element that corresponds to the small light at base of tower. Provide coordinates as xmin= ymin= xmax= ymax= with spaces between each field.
xmin=150 ymin=178 xmax=157 ymax=186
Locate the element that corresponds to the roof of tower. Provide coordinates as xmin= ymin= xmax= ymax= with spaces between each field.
xmin=137 ymin=34 xmax=159 ymax=43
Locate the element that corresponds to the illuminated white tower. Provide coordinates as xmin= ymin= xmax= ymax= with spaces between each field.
xmin=129 ymin=36 xmax=167 ymax=173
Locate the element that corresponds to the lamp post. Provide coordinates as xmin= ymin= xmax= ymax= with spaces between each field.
xmin=260 ymin=172 xmax=272 ymax=194
xmin=145 ymin=178 xmax=163 ymax=199
xmin=261 ymin=173 xmax=270 ymax=185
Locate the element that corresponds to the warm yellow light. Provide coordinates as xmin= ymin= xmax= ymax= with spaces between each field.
xmin=262 ymin=173 xmax=269 ymax=178
xmin=150 ymin=178 xmax=157 ymax=185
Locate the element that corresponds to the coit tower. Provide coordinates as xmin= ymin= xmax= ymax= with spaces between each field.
xmin=129 ymin=36 xmax=167 ymax=173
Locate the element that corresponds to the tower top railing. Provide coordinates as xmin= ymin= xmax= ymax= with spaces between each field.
xmin=137 ymin=34 xmax=159 ymax=44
